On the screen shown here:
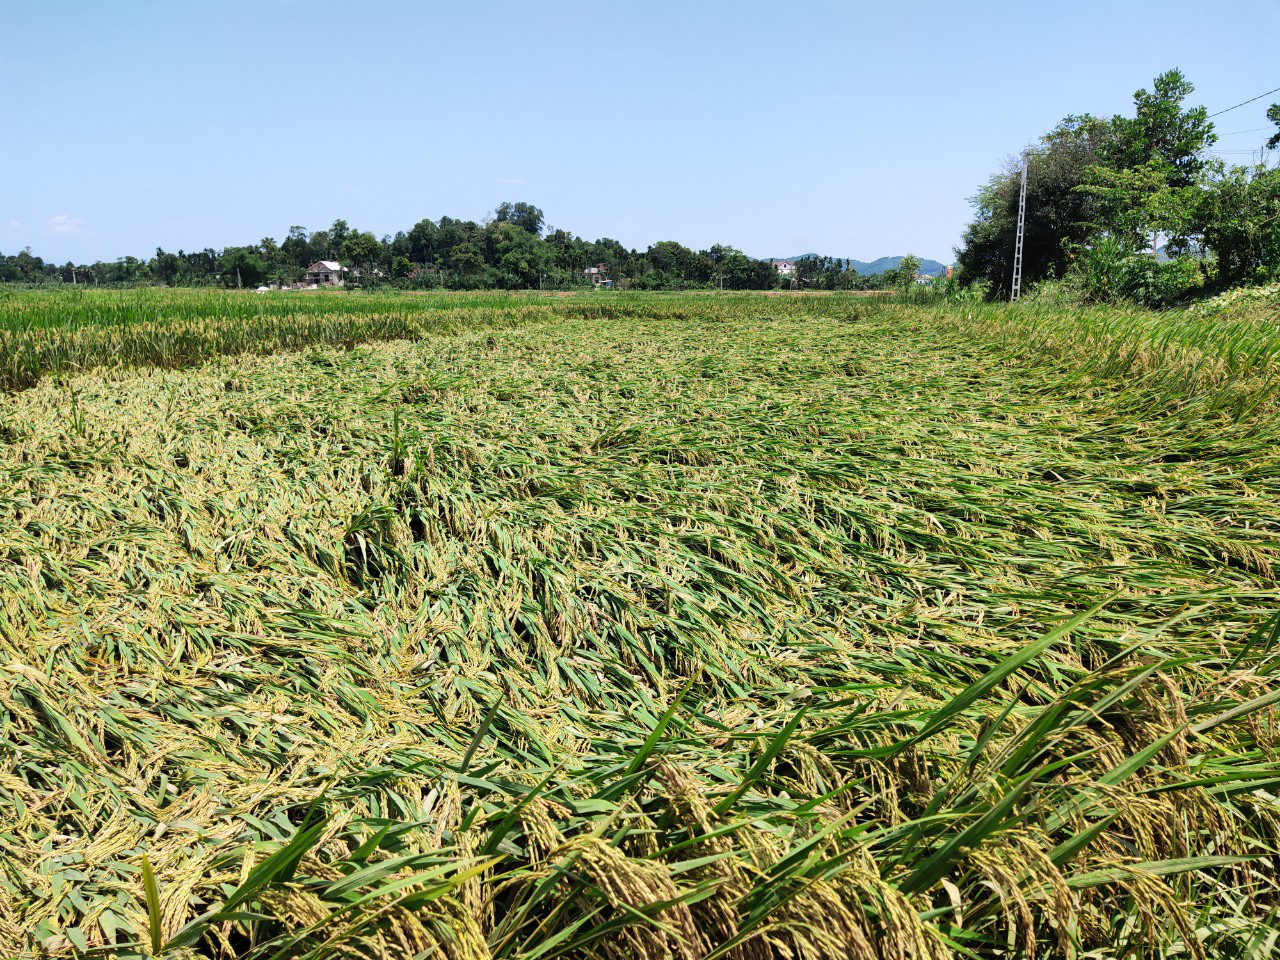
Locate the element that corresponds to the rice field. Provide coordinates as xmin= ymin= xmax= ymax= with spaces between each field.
xmin=1 ymin=289 xmax=1278 ymax=958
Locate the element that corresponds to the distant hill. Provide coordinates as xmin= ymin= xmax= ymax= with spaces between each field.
xmin=768 ymin=254 xmax=949 ymax=277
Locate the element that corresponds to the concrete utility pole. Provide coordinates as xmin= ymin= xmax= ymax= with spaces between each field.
xmin=1011 ymin=149 xmax=1029 ymax=302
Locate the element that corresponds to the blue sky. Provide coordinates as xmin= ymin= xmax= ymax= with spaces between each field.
xmin=3 ymin=0 xmax=1277 ymax=265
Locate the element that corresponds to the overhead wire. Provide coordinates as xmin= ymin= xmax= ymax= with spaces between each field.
xmin=1206 ymin=85 xmax=1280 ymax=119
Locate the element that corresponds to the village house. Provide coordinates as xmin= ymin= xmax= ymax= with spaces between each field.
xmin=770 ymin=259 xmax=798 ymax=277
xmin=583 ymin=263 xmax=612 ymax=288
xmin=305 ymin=260 xmax=347 ymax=286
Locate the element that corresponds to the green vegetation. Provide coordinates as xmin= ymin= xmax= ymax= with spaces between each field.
xmin=0 ymin=206 xmax=907 ymax=293
xmin=0 ymin=287 xmax=555 ymax=390
xmin=0 ymin=288 xmax=904 ymax=391
xmin=958 ymin=69 xmax=1280 ymax=304
xmin=1 ymin=290 xmax=1278 ymax=958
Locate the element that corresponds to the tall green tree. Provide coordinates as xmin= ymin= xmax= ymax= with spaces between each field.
xmin=327 ymin=219 xmax=350 ymax=258
xmin=218 ymin=247 xmax=267 ymax=288
xmin=956 ymin=116 xmax=1108 ymax=294
xmin=644 ymin=241 xmax=708 ymax=287
xmin=1198 ymin=163 xmax=1280 ymax=285
xmin=493 ymin=221 xmax=551 ymax=288
xmin=152 ymin=248 xmax=180 ymax=285
xmin=406 ymin=219 xmax=438 ymax=264
xmin=342 ymin=232 xmax=383 ymax=279
xmin=494 ymin=202 xmax=545 ymax=236
xmin=1101 ymin=70 xmax=1216 ymax=189
xmin=895 ymin=254 xmax=922 ymax=291
xmin=281 ymin=226 xmax=314 ymax=268
xmin=1086 ymin=69 xmax=1216 ymax=252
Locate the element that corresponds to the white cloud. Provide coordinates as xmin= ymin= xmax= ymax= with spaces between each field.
xmin=49 ymin=214 xmax=84 ymax=234
xmin=6 ymin=219 xmax=19 ymax=231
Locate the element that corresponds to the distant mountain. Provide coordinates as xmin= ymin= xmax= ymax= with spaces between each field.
xmin=768 ymin=254 xmax=949 ymax=277
xmin=1154 ymin=242 xmax=1208 ymax=263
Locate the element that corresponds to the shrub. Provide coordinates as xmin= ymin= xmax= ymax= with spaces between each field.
xmin=1021 ymin=275 xmax=1086 ymax=306
xmin=1070 ymin=237 xmax=1203 ymax=307
xmin=1118 ymin=254 xmax=1202 ymax=307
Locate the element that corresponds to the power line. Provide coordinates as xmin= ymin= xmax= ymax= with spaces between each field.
xmin=1207 ymin=85 xmax=1280 ymax=119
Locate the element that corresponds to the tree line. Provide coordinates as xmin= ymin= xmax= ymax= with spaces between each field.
xmin=956 ymin=69 xmax=1280 ymax=305
xmin=0 ymin=201 xmax=906 ymax=292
